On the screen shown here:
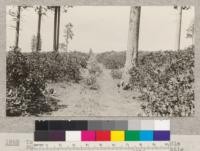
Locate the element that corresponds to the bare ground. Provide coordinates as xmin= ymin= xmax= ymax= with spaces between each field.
xmin=43 ymin=65 xmax=143 ymax=116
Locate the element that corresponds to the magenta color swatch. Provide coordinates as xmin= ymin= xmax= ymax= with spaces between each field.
xmin=81 ymin=131 xmax=96 ymax=141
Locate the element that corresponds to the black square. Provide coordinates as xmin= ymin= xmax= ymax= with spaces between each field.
xmin=66 ymin=120 xmax=88 ymax=130
xmin=35 ymin=121 xmax=49 ymax=131
xmin=49 ymin=120 xmax=67 ymax=130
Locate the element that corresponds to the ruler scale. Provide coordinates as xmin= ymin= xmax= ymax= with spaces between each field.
xmin=28 ymin=142 xmax=170 ymax=151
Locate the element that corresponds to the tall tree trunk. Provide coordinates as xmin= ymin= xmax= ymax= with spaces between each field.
xmin=53 ymin=7 xmax=58 ymax=51
xmin=175 ymin=6 xmax=182 ymax=51
xmin=192 ymin=36 xmax=194 ymax=46
xmin=66 ymin=41 xmax=68 ymax=52
xmin=123 ymin=6 xmax=141 ymax=85
xmin=192 ymin=26 xmax=195 ymax=46
xmin=36 ymin=6 xmax=42 ymax=52
xmin=56 ymin=6 xmax=61 ymax=51
xmin=15 ymin=6 xmax=21 ymax=50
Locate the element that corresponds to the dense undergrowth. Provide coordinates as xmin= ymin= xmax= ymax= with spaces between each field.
xmin=83 ymin=53 xmax=102 ymax=90
xmin=7 ymin=46 xmax=195 ymax=117
xmin=97 ymin=46 xmax=195 ymax=117
xmin=96 ymin=51 xmax=125 ymax=69
xmin=6 ymin=49 xmax=89 ymax=116
xmin=131 ymin=47 xmax=194 ymax=117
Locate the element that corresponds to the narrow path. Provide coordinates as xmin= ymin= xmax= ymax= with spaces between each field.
xmin=96 ymin=65 xmax=142 ymax=116
xmin=44 ymin=65 xmax=142 ymax=116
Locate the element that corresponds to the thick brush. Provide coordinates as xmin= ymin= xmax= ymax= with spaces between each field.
xmin=130 ymin=47 xmax=194 ymax=117
xmin=6 ymin=49 xmax=89 ymax=116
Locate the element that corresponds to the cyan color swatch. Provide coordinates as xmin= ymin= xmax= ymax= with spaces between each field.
xmin=140 ymin=131 xmax=153 ymax=141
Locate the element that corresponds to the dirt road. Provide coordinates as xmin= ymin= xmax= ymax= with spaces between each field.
xmin=44 ymin=65 xmax=143 ymax=116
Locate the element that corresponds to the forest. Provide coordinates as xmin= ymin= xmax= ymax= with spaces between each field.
xmin=6 ymin=6 xmax=195 ymax=117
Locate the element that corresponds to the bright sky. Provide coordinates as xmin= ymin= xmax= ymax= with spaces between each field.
xmin=6 ymin=6 xmax=194 ymax=52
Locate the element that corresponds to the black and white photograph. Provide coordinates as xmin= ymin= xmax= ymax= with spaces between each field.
xmin=6 ymin=6 xmax=195 ymax=117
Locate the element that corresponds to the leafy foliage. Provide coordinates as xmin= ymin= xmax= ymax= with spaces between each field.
xmin=83 ymin=53 xmax=102 ymax=90
xmin=96 ymin=51 xmax=126 ymax=69
xmin=24 ymin=51 xmax=89 ymax=82
xmin=129 ymin=47 xmax=195 ymax=117
xmin=6 ymin=49 xmax=89 ymax=116
xmin=7 ymin=50 xmax=49 ymax=116
xmin=111 ymin=69 xmax=123 ymax=79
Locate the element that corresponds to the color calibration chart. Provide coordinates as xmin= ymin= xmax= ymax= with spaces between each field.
xmin=35 ymin=120 xmax=170 ymax=142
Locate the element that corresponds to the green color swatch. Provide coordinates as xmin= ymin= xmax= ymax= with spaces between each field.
xmin=125 ymin=130 xmax=140 ymax=141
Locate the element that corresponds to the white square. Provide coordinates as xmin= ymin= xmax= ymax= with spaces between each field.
xmin=65 ymin=131 xmax=81 ymax=141
xmin=154 ymin=120 xmax=170 ymax=130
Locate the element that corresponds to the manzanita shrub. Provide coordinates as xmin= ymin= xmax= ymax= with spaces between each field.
xmin=25 ymin=51 xmax=88 ymax=83
xmin=130 ymin=47 xmax=194 ymax=117
xmin=7 ymin=49 xmax=48 ymax=116
xmin=96 ymin=51 xmax=126 ymax=69
xmin=6 ymin=49 xmax=89 ymax=116
xmin=111 ymin=69 xmax=123 ymax=79
xmin=83 ymin=53 xmax=102 ymax=90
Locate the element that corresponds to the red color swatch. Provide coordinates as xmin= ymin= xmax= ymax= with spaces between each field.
xmin=96 ymin=131 xmax=110 ymax=141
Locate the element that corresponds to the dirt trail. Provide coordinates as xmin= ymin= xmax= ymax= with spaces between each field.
xmin=45 ymin=65 xmax=143 ymax=116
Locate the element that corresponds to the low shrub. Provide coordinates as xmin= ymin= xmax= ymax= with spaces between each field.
xmin=111 ymin=69 xmax=122 ymax=79
xmin=6 ymin=50 xmax=50 ymax=116
xmin=83 ymin=53 xmax=102 ymax=90
xmin=87 ymin=54 xmax=102 ymax=76
xmin=84 ymin=75 xmax=100 ymax=90
xmin=130 ymin=47 xmax=194 ymax=117
xmin=25 ymin=51 xmax=86 ymax=82
xmin=7 ymin=50 xmax=29 ymax=88
xmin=88 ymin=63 xmax=102 ymax=76
xmin=6 ymin=49 xmax=89 ymax=116
xmin=96 ymin=51 xmax=125 ymax=69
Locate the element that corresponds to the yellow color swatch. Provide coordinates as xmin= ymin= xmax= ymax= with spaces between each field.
xmin=111 ymin=131 xmax=125 ymax=141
